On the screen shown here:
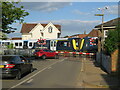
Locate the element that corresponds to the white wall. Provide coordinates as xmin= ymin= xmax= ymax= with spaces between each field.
xmin=22 ymin=34 xmax=31 ymax=40
xmin=30 ymin=24 xmax=43 ymax=40
xmin=43 ymin=23 xmax=60 ymax=39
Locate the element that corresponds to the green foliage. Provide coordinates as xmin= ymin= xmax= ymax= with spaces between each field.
xmin=104 ymin=24 xmax=120 ymax=55
xmin=1 ymin=1 xmax=29 ymax=33
xmin=7 ymin=43 xmax=14 ymax=49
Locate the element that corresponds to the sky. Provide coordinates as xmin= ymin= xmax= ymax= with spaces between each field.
xmin=7 ymin=1 xmax=119 ymax=38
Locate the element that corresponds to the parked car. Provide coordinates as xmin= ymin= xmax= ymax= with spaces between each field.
xmin=0 ymin=55 xmax=33 ymax=80
xmin=33 ymin=49 xmax=59 ymax=59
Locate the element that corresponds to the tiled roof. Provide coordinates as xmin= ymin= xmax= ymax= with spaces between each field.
xmin=95 ymin=17 xmax=120 ymax=28
xmin=78 ymin=34 xmax=88 ymax=38
xmin=21 ymin=24 xmax=37 ymax=33
xmin=11 ymin=37 xmax=22 ymax=40
xmin=87 ymin=29 xmax=99 ymax=37
xmin=21 ymin=23 xmax=61 ymax=33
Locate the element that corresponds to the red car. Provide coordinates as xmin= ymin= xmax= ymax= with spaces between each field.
xmin=34 ymin=49 xmax=59 ymax=59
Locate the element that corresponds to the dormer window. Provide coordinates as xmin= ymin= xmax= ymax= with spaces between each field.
xmin=48 ymin=26 xmax=53 ymax=33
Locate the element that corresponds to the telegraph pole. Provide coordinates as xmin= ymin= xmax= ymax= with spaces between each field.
xmin=95 ymin=7 xmax=108 ymax=66
xmin=95 ymin=7 xmax=108 ymax=52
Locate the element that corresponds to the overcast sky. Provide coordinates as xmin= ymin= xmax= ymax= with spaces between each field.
xmin=8 ymin=1 xmax=119 ymax=38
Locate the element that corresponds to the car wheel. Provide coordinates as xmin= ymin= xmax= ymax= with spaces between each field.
xmin=35 ymin=57 xmax=38 ymax=59
xmin=15 ymin=70 xmax=22 ymax=80
xmin=42 ymin=55 xmax=46 ymax=60
xmin=55 ymin=55 xmax=59 ymax=59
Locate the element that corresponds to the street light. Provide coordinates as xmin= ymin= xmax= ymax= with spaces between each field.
xmin=95 ymin=7 xmax=108 ymax=52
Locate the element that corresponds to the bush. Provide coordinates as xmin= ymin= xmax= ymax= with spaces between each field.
xmin=104 ymin=24 xmax=120 ymax=55
xmin=7 ymin=43 xmax=14 ymax=49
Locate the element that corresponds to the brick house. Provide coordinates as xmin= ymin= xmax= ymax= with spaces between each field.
xmin=94 ymin=17 xmax=120 ymax=39
xmin=94 ymin=17 xmax=120 ymax=52
xmin=87 ymin=29 xmax=100 ymax=38
xmin=65 ymin=29 xmax=99 ymax=39
xmin=10 ymin=37 xmax=22 ymax=40
xmin=21 ymin=22 xmax=61 ymax=40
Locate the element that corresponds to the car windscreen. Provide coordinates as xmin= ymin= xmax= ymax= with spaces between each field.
xmin=35 ymin=50 xmax=40 ymax=52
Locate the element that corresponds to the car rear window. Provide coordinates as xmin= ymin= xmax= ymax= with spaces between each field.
xmin=2 ymin=56 xmax=13 ymax=61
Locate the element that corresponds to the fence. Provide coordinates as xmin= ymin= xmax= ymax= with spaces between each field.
xmin=96 ymin=52 xmax=111 ymax=74
xmin=1 ymin=49 xmax=36 ymax=57
xmin=101 ymin=54 xmax=111 ymax=74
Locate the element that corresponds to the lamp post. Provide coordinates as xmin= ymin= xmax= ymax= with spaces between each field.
xmin=95 ymin=7 xmax=108 ymax=52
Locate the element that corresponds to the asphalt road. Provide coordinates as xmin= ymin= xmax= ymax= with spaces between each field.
xmin=2 ymin=56 xmax=84 ymax=89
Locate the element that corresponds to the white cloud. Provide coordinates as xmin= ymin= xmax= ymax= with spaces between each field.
xmin=106 ymin=5 xmax=118 ymax=15
xmin=17 ymin=2 xmax=72 ymax=12
xmin=73 ymin=9 xmax=90 ymax=15
xmin=73 ymin=4 xmax=118 ymax=16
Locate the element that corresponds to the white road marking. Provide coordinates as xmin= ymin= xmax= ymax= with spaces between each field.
xmin=8 ymin=58 xmax=67 ymax=90
xmin=58 ymin=58 xmax=66 ymax=62
xmin=47 ymin=67 xmax=52 ymax=69
xmin=26 ymin=79 xmax=33 ymax=83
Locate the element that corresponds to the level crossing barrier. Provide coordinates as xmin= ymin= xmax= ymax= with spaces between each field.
xmin=1 ymin=49 xmax=96 ymax=58
xmin=56 ymin=51 xmax=95 ymax=58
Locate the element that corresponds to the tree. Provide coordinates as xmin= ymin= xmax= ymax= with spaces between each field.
xmin=1 ymin=1 xmax=29 ymax=33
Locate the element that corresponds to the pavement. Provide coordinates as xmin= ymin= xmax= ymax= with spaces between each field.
xmin=81 ymin=58 xmax=120 ymax=89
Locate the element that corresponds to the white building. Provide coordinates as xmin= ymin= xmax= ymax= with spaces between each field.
xmin=21 ymin=22 xmax=61 ymax=40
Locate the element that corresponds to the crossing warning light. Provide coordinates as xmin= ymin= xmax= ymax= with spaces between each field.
xmin=37 ymin=39 xmax=46 ymax=45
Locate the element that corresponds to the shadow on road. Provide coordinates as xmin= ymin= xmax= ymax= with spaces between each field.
xmin=101 ymin=74 xmax=119 ymax=89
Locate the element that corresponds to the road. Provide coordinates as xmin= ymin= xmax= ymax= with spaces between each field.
xmin=2 ymin=56 xmax=85 ymax=89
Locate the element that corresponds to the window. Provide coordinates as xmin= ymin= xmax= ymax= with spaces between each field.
xmin=2 ymin=56 xmax=13 ymax=61
xmin=29 ymin=42 xmax=32 ymax=46
xmin=2 ymin=42 xmax=4 ymax=46
xmin=51 ymin=41 xmax=53 ymax=47
xmin=43 ymin=49 xmax=49 ymax=52
xmin=48 ymin=26 xmax=53 ymax=33
xmin=5 ymin=42 xmax=10 ymax=46
xmin=54 ymin=42 xmax=56 ymax=47
xmin=19 ymin=42 xmax=22 ymax=46
xmin=14 ymin=56 xmax=21 ymax=63
xmin=41 ymin=32 xmax=44 ymax=36
xmin=15 ymin=43 xmax=18 ymax=46
xmin=64 ymin=42 xmax=67 ymax=46
xmin=58 ymin=41 xmax=70 ymax=47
